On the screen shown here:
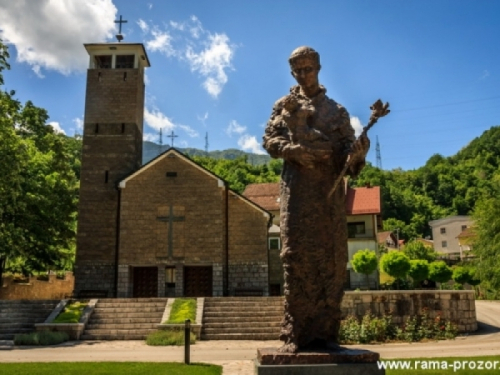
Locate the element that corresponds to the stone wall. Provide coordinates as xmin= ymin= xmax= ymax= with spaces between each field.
xmin=341 ymin=290 xmax=477 ymax=332
xmin=0 ymin=273 xmax=74 ymax=300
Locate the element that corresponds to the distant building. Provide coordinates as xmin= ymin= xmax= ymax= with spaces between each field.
xmin=378 ymin=231 xmax=398 ymax=249
xmin=457 ymin=226 xmax=475 ymax=259
xmin=243 ymin=183 xmax=382 ymax=291
xmin=429 ymin=216 xmax=472 ymax=259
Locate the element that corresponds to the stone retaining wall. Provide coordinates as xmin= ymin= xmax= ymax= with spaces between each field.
xmin=0 ymin=273 xmax=74 ymax=300
xmin=341 ymin=290 xmax=476 ymax=332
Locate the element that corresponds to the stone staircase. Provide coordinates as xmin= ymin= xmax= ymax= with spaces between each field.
xmin=81 ymin=298 xmax=168 ymax=340
xmin=202 ymin=297 xmax=284 ymax=340
xmin=0 ymin=300 xmax=59 ymax=340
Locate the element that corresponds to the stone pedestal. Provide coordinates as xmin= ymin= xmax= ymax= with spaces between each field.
xmin=255 ymin=348 xmax=385 ymax=375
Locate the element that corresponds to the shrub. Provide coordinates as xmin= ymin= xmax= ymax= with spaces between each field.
xmin=429 ymin=261 xmax=453 ymax=285
xmin=146 ymin=329 xmax=196 ymax=346
xmin=338 ymin=310 xmax=457 ymax=344
xmin=380 ymin=252 xmax=411 ymax=289
xmin=14 ymin=331 xmax=69 ymax=346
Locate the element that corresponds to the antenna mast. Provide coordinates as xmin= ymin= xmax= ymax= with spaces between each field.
xmin=376 ymin=135 xmax=382 ymax=169
xmin=205 ymin=132 xmax=209 ymax=156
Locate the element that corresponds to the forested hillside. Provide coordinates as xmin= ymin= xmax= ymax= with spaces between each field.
xmin=352 ymin=126 xmax=500 ymax=240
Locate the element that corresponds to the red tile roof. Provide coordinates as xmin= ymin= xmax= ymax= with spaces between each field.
xmin=243 ymin=183 xmax=281 ymax=211
xmin=243 ymin=183 xmax=381 ymax=215
xmin=377 ymin=231 xmax=394 ymax=244
xmin=345 ymin=186 xmax=381 ymax=215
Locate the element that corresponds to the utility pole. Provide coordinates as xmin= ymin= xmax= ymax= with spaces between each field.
xmin=376 ymin=135 xmax=382 ymax=169
xmin=159 ymin=127 xmax=163 ymax=156
xmin=205 ymin=132 xmax=209 ymax=156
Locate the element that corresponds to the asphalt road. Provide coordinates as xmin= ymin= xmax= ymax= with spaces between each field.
xmin=1 ymin=300 xmax=500 ymax=374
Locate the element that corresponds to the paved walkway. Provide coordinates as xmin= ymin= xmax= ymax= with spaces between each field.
xmin=1 ymin=301 xmax=499 ymax=375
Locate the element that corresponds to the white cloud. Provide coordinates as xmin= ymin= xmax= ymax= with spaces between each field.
xmin=148 ymin=3 xmax=153 ymax=10
xmin=143 ymin=132 xmax=159 ymax=142
xmin=137 ymin=19 xmax=149 ymax=33
xmin=48 ymin=121 xmax=65 ymax=135
xmin=72 ymin=117 xmax=84 ymax=130
xmin=186 ymin=33 xmax=234 ymax=98
xmin=146 ymin=29 xmax=175 ymax=56
xmin=226 ymin=120 xmax=246 ymax=136
xmin=143 ymin=16 xmax=236 ymax=98
xmin=178 ymin=124 xmax=199 ymax=138
xmin=197 ymin=112 xmax=209 ymax=126
xmin=144 ymin=108 xmax=175 ymax=131
xmin=0 ymin=0 xmax=117 ymax=76
xmin=350 ymin=117 xmax=364 ymax=137
xmin=237 ymin=134 xmax=266 ymax=155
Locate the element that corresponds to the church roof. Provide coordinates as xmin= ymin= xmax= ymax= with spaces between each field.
xmin=243 ymin=183 xmax=381 ymax=215
xmin=119 ymin=148 xmax=272 ymax=220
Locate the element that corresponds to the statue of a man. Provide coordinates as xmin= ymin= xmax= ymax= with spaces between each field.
xmin=263 ymin=46 xmax=370 ymax=353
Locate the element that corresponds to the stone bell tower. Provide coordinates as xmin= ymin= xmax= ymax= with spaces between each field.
xmin=74 ymin=43 xmax=150 ymax=297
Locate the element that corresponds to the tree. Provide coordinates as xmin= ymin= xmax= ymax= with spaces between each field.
xmin=452 ymin=266 xmax=471 ymax=285
xmin=471 ymin=177 xmax=500 ymax=291
xmin=408 ymin=259 xmax=429 ymax=288
xmin=428 ymin=261 xmax=453 ymax=286
xmin=0 ymin=39 xmax=78 ymax=280
xmin=403 ymin=240 xmax=437 ymax=262
xmin=380 ymin=251 xmax=411 ymax=289
xmin=351 ymin=249 xmax=378 ymax=289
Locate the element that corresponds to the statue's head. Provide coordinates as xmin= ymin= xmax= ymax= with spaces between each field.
xmin=289 ymin=46 xmax=321 ymax=93
xmin=288 ymin=46 xmax=321 ymax=70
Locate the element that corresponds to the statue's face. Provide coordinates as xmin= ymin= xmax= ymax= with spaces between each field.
xmin=291 ymin=56 xmax=319 ymax=89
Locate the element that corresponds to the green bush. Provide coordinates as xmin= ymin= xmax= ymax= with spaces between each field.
xmin=14 ymin=331 xmax=69 ymax=346
xmin=166 ymin=298 xmax=196 ymax=324
xmin=339 ymin=310 xmax=457 ymax=344
xmin=146 ymin=329 xmax=196 ymax=346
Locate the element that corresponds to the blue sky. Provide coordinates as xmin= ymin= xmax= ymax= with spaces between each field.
xmin=1 ymin=0 xmax=499 ymax=170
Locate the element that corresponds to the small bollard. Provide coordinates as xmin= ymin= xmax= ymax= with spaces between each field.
xmin=184 ymin=319 xmax=191 ymax=365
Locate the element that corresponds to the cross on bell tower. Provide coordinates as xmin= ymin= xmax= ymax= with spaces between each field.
xmin=114 ymin=15 xmax=128 ymax=42
xmin=167 ymin=130 xmax=178 ymax=147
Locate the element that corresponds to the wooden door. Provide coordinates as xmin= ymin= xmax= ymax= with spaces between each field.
xmin=184 ymin=266 xmax=213 ymax=297
xmin=133 ymin=267 xmax=158 ymax=297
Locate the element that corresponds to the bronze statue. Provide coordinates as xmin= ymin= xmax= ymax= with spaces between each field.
xmin=263 ymin=46 xmax=371 ymax=353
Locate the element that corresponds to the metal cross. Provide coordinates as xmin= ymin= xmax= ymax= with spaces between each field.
xmin=167 ymin=130 xmax=178 ymax=147
xmin=157 ymin=205 xmax=185 ymax=257
xmin=115 ymin=15 xmax=128 ymax=34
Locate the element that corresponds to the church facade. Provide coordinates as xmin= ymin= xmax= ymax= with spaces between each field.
xmin=74 ymin=42 xmax=271 ymax=298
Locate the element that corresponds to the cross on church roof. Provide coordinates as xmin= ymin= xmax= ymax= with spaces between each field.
xmin=114 ymin=15 xmax=128 ymax=42
xmin=167 ymin=130 xmax=178 ymax=147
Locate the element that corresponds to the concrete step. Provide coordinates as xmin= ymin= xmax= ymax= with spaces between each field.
xmin=92 ymin=307 xmax=165 ymax=313
xmin=97 ymin=298 xmax=169 ymax=303
xmin=201 ymin=333 xmax=279 ymax=340
xmin=0 ymin=328 xmax=34 ymax=335
xmin=86 ymin=323 xmax=158 ymax=330
xmin=0 ymin=323 xmax=35 ymax=329
xmin=203 ymin=322 xmax=281 ymax=329
xmin=203 ymin=326 xmax=280 ymax=334
xmin=95 ymin=302 xmax=167 ymax=308
xmin=91 ymin=312 xmax=163 ymax=319
xmin=83 ymin=328 xmax=157 ymax=336
xmin=203 ymin=316 xmax=282 ymax=323
xmin=203 ymin=311 xmax=282 ymax=318
xmin=90 ymin=317 xmax=162 ymax=324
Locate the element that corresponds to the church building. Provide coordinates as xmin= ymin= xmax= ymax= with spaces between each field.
xmin=74 ymin=42 xmax=271 ymax=298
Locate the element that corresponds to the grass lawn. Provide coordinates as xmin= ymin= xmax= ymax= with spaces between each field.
xmin=0 ymin=362 xmax=222 ymax=375
xmin=166 ymin=298 xmax=197 ymax=324
xmin=383 ymin=356 xmax=500 ymax=374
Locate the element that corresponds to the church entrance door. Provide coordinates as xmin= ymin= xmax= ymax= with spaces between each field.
xmin=184 ymin=266 xmax=213 ymax=297
xmin=133 ymin=266 xmax=158 ymax=297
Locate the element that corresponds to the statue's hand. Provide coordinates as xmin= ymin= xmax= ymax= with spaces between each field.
xmin=350 ymin=134 xmax=370 ymax=156
xmin=283 ymin=144 xmax=331 ymax=168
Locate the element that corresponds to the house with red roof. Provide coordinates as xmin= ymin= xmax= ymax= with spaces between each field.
xmin=243 ymin=183 xmax=382 ymax=292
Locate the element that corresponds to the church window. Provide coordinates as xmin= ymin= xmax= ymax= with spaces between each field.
xmin=121 ymin=123 xmax=125 ymax=133
xmin=116 ymin=55 xmax=135 ymax=69
xmin=348 ymin=222 xmax=365 ymax=238
xmin=94 ymin=123 xmax=99 ymax=134
xmin=94 ymin=55 xmax=112 ymax=69
xmin=166 ymin=172 xmax=177 ymax=177
xmin=104 ymin=170 xmax=109 ymax=183
xmin=269 ymin=238 xmax=280 ymax=250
